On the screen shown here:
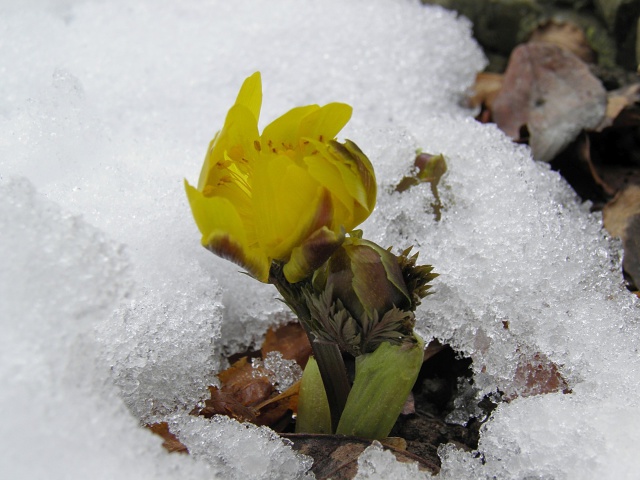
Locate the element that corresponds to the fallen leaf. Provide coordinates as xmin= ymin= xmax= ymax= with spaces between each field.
xmin=253 ymin=381 xmax=300 ymax=429
xmin=194 ymin=386 xmax=257 ymax=422
xmin=506 ymin=351 xmax=570 ymax=401
xmin=622 ymin=215 xmax=640 ymax=290
xmin=382 ymin=437 xmax=408 ymax=451
xmin=217 ymin=356 xmax=275 ymax=407
xmin=400 ymin=391 xmax=415 ymax=415
xmin=528 ymin=20 xmax=595 ymax=63
xmin=261 ymin=322 xmax=312 ymax=369
xmin=596 ymin=83 xmax=640 ymax=131
xmin=492 ymin=42 xmax=607 ymax=162
xmin=603 ymin=185 xmax=640 ymax=289
xmin=281 ymin=434 xmax=439 ymax=479
xmin=423 ymin=338 xmax=446 ymax=362
xmin=603 ymin=185 xmax=640 ymax=237
xmin=147 ymin=422 xmax=189 ymax=454
xmin=550 ymin=133 xmax=614 ymax=205
xmin=469 ymin=72 xmax=504 ymax=110
xmin=194 ymin=323 xmax=309 ymax=430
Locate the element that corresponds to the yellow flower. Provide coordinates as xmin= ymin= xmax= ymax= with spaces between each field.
xmin=185 ymin=72 xmax=376 ymax=283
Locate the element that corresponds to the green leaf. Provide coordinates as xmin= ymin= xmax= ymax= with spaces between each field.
xmin=336 ymin=334 xmax=425 ymax=439
xmin=296 ymin=356 xmax=332 ymax=434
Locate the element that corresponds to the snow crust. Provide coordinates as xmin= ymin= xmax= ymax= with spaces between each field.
xmin=1 ymin=0 xmax=639 ymax=478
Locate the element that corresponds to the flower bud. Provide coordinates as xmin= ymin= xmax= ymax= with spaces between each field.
xmin=313 ymin=233 xmax=410 ymax=321
xmin=304 ymin=233 xmax=435 ymax=356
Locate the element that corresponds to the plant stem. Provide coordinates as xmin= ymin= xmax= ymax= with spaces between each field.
xmin=269 ymin=265 xmax=350 ymax=432
xmin=306 ymin=340 xmax=350 ymax=431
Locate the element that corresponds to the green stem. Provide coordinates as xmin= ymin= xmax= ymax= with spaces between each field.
xmin=269 ymin=265 xmax=350 ymax=432
xmin=307 ymin=341 xmax=350 ymax=431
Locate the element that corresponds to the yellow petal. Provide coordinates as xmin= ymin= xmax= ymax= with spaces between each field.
xmin=234 ymin=72 xmax=262 ymax=122
xmin=185 ymin=180 xmax=270 ymax=282
xmin=205 ymin=232 xmax=270 ymax=283
xmin=198 ymin=104 xmax=260 ymax=190
xmin=253 ymin=154 xmax=326 ymax=259
xmin=298 ymin=102 xmax=352 ymax=143
xmin=303 ymin=145 xmax=356 ymax=223
xmin=331 ymin=139 xmax=377 ymax=226
xmin=303 ymin=139 xmax=376 ymax=230
xmin=261 ymin=105 xmax=319 ymax=154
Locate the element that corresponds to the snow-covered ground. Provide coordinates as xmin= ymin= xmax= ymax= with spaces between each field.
xmin=2 ymin=0 xmax=639 ymax=478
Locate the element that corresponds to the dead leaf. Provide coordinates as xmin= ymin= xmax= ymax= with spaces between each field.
xmin=382 ymin=437 xmax=407 ymax=451
xmin=147 ymin=422 xmax=189 ymax=454
xmin=550 ymin=133 xmax=614 ymax=205
xmin=492 ymin=42 xmax=607 ymax=162
xmin=217 ymin=356 xmax=275 ymax=407
xmin=622 ymin=216 xmax=640 ymax=290
xmin=194 ymin=323 xmax=310 ymax=430
xmin=506 ymin=351 xmax=570 ymax=401
xmin=469 ymin=72 xmax=504 ymax=111
xmin=400 ymin=391 xmax=415 ymax=415
xmin=281 ymin=434 xmax=439 ymax=479
xmin=603 ymin=185 xmax=640 ymax=237
xmin=423 ymin=339 xmax=446 ymax=362
xmin=603 ymin=185 xmax=640 ymax=290
xmin=597 ymin=83 xmax=640 ymax=131
xmin=252 ymin=381 xmax=300 ymax=429
xmin=194 ymin=386 xmax=257 ymax=422
xmin=529 ymin=20 xmax=595 ymax=64
xmin=261 ymin=322 xmax=312 ymax=369
xmin=254 ymin=381 xmax=300 ymax=412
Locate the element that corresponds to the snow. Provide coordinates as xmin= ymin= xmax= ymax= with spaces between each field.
xmin=1 ymin=0 xmax=639 ymax=479
xmin=252 ymin=351 xmax=304 ymax=393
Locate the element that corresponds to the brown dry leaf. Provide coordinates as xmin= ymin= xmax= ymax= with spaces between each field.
xmin=506 ymin=351 xmax=570 ymax=401
xmin=596 ymin=83 xmax=640 ymax=131
xmin=254 ymin=381 xmax=300 ymax=411
xmin=603 ymin=185 xmax=640 ymax=237
xmin=383 ymin=437 xmax=408 ymax=451
xmin=623 ymin=216 xmax=640 ymax=290
xmin=529 ymin=20 xmax=595 ymax=63
xmin=585 ymin=164 xmax=640 ymax=201
xmin=147 ymin=422 xmax=189 ymax=454
xmin=550 ymin=133 xmax=614 ymax=204
xmin=469 ymin=72 xmax=504 ymax=111
xmin=252 ymin=381 xmax=300 ymax=429
xmin=217 ymin=356 xmax=275 ymax=407
xmin=423 ymin=339 xmax=446 ymax=363
xmin=492 ymin=42 xmax=607 ymax=162
xmin=195 ymin=386 xmax=257 ymax=422
xmin=281 ymin=434 xmax=439 ymax=479
xmin=195 ymin=323 xmax=310 ymax=429
xmin=603 ymin=185 xmax=640 ymax=289
xmin=261 ymin=322 xmax=312 ymax=369
xmin=195 ymin=360 xmax=296 ymax=428
xmin=217 ymin=356 xmax=252 ymax=385
xmin=400 ymin=391 xmax=415 ymax=415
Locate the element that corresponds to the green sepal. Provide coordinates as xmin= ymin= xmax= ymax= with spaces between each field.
xmin=336 ymin=334 xmax=424 ymax=439
xmin=295 ymin=356 xmax=332 ymax=434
